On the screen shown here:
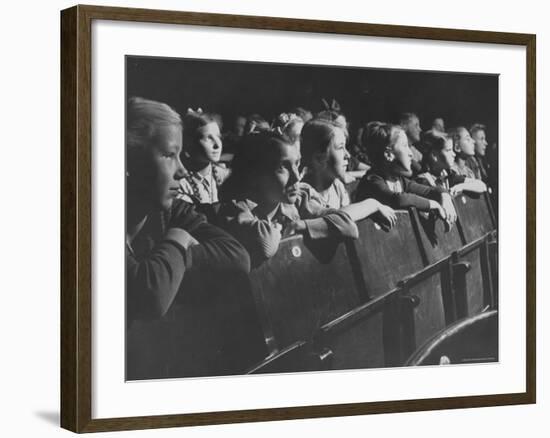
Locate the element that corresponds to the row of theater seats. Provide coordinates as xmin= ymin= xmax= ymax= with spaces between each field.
xmin=246 ymin=191 xmax=498 ymax=374
xmin=126 ymin=192 xmax=498 ymax=380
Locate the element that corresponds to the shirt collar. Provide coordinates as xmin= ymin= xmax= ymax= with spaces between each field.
xmin=189 ymin=165 xmax=214 ymax=186
xmin=242 ymin=199 xmax=299 ymax=222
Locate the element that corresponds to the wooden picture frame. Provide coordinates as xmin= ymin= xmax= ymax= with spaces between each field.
xmin=61 ymin=4 xmax=536 ymax=433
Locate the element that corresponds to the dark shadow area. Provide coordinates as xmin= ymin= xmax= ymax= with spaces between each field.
xmin=127 ymin=55 xmax=499 ymax=146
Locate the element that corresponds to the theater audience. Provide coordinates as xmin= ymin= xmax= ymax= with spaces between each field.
xmin=355 ymin=121 xmax=457 ymax=228
xmin=417 ymin=130 xmax=487 ymax=195
xmin=125 ymin=76 xmax=499 ymax=379
xmin=126 ymin=97 xmax=250 ymax=323
xmin=127 ymin=92 xmax=496 ymax=272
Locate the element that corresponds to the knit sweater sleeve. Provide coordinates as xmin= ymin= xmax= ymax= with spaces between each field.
xmin=218 ymin=200 xmax=282 ymax=267
xmin=356 ymin=172 xmax=441 ymax=211
xmin=169 ymin=200 xmax=251 ymax=274
xmin=126 ymin=201 xmax=251 ymax=322
xmin=126 ymin=237 xmax=190 ymax=322
xmin=296 ymin=183 xmax=359 ymax=240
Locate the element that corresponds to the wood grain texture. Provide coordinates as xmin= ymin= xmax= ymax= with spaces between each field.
xmin=60 ymin=4 xmax=536 ymax=433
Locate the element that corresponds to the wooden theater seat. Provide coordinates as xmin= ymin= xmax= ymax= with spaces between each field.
xmin=397 ymin=259 xmax=455 ymax=360
xmin=313 ymin=288 xmax=402 ymax=370
xmin=248 ymin=234 xmax=363 ymax=356
xmin=452 ymin=238 xmax=494 ymax=318
xmin=452 ymin=192 xmax=497 ymax=317
xmin=315 ymin=211 xmax=455 ymax=369
xmin=410 ymin=208 xmax=464 ymax=265
xmin=352 ymin=211 xmax=425 ymax=299
xmin=454 ymin=192 xmax=496 ymax=243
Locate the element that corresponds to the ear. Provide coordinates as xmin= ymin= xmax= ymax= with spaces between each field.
xmin=430 ymin=151 xmax=439 ymax=162
xmin=383 ymin=149 xmax=395 ymax=162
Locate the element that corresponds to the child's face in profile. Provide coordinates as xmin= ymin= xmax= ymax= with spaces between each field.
xmin=132 ymin=124 xmax=186 ymax=211
xmin=438 ymin=138 xmax=456 ymax=169
xmin=325 ymin=128 xmax=350 ymax=182
xmin=472 ymin=130 xmax=488 ymax=156
xmin=189 ymin=121 xmax=223 ymax=165
xmin=390 ymin=130 xmax=413 ymax=174
xmin=404 ymin=116 xmax=422 ymax=143
xmin=455 ymin=128 xmax=475 ymax=156
xmin=258 ymin=142 xmax=302 ymax=205
xmin=433 ymin=118 xmax=445 ymax=133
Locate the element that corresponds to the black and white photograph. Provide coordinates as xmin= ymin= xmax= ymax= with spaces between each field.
xmin=125 ymin=55 xmax=499 ymax=381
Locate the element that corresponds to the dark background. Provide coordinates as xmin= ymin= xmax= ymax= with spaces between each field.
xmin=126 ymin=55 xmax=499 ymax=145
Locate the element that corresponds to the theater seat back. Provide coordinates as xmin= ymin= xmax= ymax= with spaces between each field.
xmin=249 ymin=235 xmax=362 ymax=352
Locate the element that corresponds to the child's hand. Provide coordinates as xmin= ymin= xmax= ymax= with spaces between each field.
xmin=286 ymin=220 xmax=306 ymax=235
xmin=343 ymin=173 xmax=356 ymax=184
xmin=441 ymin=193 xmax=457 ymax=227
xmin=450 ymin=185 xmax=463 ymax=196
xmin=429 ymin=200 xmax=447 ymax=221
xmin=378 ymin=205 xmax=397 ymax=229
xmin=165 ymin=228 xmax=200 ymax=250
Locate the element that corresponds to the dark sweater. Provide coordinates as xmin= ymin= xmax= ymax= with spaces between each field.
xmin=126 ymin=199 xmax=251 ymax=322
xmin=355 ymin=168 xmax=445 ymax=210
xmin=416 ymin=168 xmax=466 ymax=191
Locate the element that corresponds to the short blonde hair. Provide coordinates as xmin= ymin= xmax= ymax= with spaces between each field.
xmin=301 ymin=118 xmax=341 ymax=167
xmin=126 ymin=97 xmax=181 ymax=153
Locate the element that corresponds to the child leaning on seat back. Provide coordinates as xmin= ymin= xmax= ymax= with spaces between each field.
xmin=355 ymin=121 xmax=457 ymax=228
xmin=416 ymin=130 xmax=487 ymax=196
xmin=218 ymin=130 xmax=360 ymax=267
xmin=300 ymin=118 xmax=397 ymax=229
